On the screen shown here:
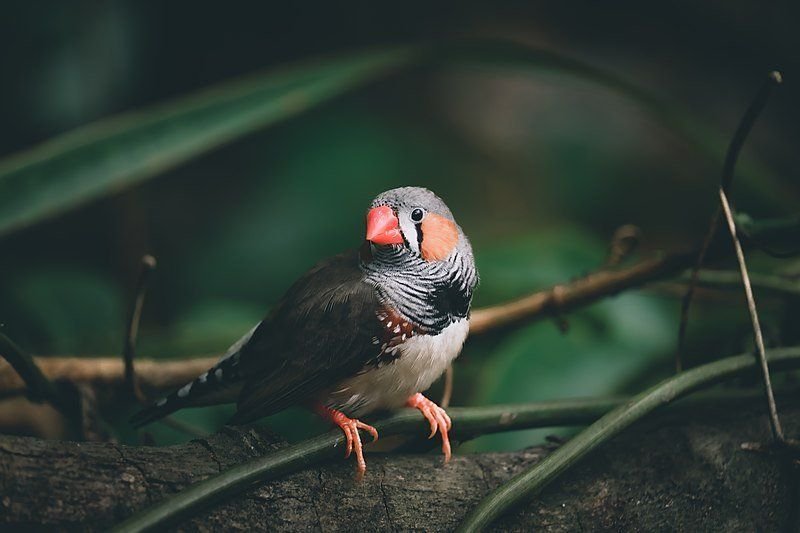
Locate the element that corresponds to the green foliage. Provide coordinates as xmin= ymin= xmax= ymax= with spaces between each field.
xmin=0 ymin=46 xmax=415 ymax=236
xmin=6 ymin=269 xmax=124 ymax=354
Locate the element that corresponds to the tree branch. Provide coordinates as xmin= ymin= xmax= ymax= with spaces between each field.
xmin=0 ymin=356 xmax=218 ymax=398
xmin=468 ymin=252 xmax=691 ymax=335
xmin=2 ymin=392 xmax=797 ymax=531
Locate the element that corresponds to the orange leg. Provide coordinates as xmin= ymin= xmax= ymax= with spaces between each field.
xmin=406 ymin=393 xmax=452 ymax=463
xmin=315 ymin=404 xmax=378 ymax=478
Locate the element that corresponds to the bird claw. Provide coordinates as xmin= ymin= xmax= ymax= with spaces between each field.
xmin=318 ymin=405 xmax=378 ymax=477
xmin=406 ymin=393 xmax=452 ymax=463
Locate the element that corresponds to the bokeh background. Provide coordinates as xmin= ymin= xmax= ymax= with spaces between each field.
xmin=0 ymin=1 xmax=798 ymax=449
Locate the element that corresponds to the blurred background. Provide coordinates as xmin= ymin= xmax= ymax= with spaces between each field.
xmin=0 ymin=1 xmax=797 ymax=449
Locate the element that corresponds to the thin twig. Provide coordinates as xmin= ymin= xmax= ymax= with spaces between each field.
xmin=679 ymin=270 xmax=800 ymax=298
xmin=121 ymin=256 xmax=205 ymax=438
xmin=720 ymin=71 xmax=782 ymax=192
xmin=653 ymin=270 xmax=800 ymax=304
xmin=676 ymin=211 xmax=719 ymax=372
xmin=111 ymin=347 xmax=800 ymax=533
xmin=0 ymin=333 xmax=68 ymax=408
xmin=719 ymin=189 xmax=784 ymax=442
xmin=677 ymin=68 xmax=788 ymax=444
xmin=675 ymin=71 xmax=782 ymax=373
xmin=124 ymin=255 xmax=157 ymax=403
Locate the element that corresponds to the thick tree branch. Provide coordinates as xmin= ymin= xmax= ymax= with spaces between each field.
xmin=2 ymin=398 xmax=797 ymax=531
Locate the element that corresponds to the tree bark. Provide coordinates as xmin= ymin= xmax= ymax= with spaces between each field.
xmin=1 ymin=403 xmax=798 ymax=531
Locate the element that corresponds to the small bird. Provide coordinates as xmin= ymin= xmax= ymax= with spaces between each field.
xmin=132 ymin=187 xmax=478 ymax=475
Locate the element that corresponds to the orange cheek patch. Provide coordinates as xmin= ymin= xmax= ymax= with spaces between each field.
xmin=420 ymin=214 xmax=459 ymax=261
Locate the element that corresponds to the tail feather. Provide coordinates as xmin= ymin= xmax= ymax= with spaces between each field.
xmin=130 ymin=395 xmax=186 ymax=428
xmin=129 ymin=350 xmax=245 ymax=428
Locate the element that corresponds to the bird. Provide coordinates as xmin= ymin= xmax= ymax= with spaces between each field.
xmin=131 ymin=186 xmax=478 ymax=475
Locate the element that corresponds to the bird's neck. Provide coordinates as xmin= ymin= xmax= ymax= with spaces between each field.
xmin=360 ymin=244 xmax=476 ymax=334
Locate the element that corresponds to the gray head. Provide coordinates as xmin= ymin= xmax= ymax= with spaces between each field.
xmin=365 ymin=186 xmax=469 ymax=262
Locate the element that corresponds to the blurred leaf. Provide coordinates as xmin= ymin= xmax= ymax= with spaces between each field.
xmin=137 ymin=300 xmax=264 ymax=359
xmin=0 ymin=46 xmax=416 ymax=236
xmin=7 ymin=269 xmax=124 ymax=353
xmin=0 ymin=38 xmax=786 ymax=241
xmin=441 ymin=39 xmax=792 ymax=211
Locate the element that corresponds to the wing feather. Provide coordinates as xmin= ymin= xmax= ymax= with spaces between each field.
xmin=230 ymin=250 xmax=381 ymax=423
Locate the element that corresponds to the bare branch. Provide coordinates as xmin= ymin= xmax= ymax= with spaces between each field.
xmin=0 ymin=333 xmax=70 ymax=410
xmin=0 ymin=356 xmax=218 ymax=397
xmin=123 ymin=255 xmax=157 ymax=403
xmin=675 ymin=71 xmax=783 ymax=373
xmin=719 ymin=188 xmax=784 ymax=443
xmin=675 ymin=212 xmax=719 ymax=372
xmin=469 ymin=252 xmax=691 ymax=335
xmin=680 ymin=270 xmax=800 ymax=298
xmin=720 ymin=71 xmax=782 ymax=192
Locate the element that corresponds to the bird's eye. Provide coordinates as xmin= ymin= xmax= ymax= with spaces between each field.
xmin=411 ymin=208 xmax=425 ymax=222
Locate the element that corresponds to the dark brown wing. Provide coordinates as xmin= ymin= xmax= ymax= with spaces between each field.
xmin=230 ymin=249 xmax=382 ymax=424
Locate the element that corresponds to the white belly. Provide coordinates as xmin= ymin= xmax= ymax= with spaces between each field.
xmin=327 ymin=319 xmax=469 ymax=416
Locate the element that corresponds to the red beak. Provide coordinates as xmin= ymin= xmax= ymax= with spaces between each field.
xmin=366 ymin=206 xmax=404 ymax=245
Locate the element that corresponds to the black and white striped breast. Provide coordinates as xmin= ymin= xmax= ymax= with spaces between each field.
xmin=362 ymin=248 xmax=476 ymax=334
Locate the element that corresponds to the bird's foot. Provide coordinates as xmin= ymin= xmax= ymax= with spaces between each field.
xmin=406 ymin=393 xmax=452 ymax=463
xmin=316 ymin=405 xmax=378 ymax=478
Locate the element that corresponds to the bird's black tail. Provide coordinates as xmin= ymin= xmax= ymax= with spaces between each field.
xmin=130 ymin=393 xmax=187 ymax=428
xmin=130 ymin=351 xmax=245 ymax=428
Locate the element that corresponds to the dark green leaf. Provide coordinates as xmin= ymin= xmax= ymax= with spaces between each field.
xmin=0 ymin=47 xmax=416 ymax=236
